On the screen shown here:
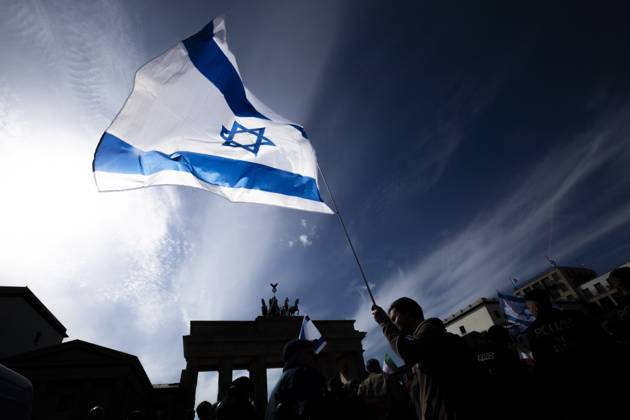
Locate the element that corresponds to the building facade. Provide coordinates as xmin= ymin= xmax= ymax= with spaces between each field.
xmin=443 ymin=298 xmax=504 ymax=336
xmin=2 ymin=340 xmax=154 ymax=420
xmin=179 ymin=317 xmax=367 ymax=414
xmin=578 ymin=262 xmax=630 ymax=312
xmin=514 ymin=266 xmax=597 ymax=302
xmin=0 ymin=286 xmax=68 ymax=358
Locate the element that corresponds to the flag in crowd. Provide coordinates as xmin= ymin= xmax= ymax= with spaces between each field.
xmin=498 ymin=292 xmax=535 ymax=330
xmin=299 ymin=315 xmax=327 ymax=354
xmin=383 ymin=353 xmax=398 ymax=374
xmin=93 ymin=17 xmax=333 ymax=214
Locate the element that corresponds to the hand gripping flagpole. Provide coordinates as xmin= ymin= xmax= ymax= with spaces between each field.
xmin=317 ymin=164 xmax=377 ymax=306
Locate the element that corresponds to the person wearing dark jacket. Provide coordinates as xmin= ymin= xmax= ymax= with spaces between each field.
xmin=357 ymin=359 xmax=387 ymax=420
xmin=216 ymin=376 xmax=259 ymax=420
xmin=265 ymin=339 xmax=326 ymax=420
xmin=358 ymin=359 xmax=415 ymax=420
xmin=525 ymin=289 xmax=619 ymax=419
xmin=372 ymin=297 xmax=479 ymax=420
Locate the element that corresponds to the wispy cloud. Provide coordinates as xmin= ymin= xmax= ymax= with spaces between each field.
xmin=299 ymin=234 xmax=312 ymax=247
xmin=353 ymin=103 xmax=630 ymax=356
xmin=0 ymin=0 xmax=285 ymax=385
xmin=287 ymin=218 xmax=318 ymax=248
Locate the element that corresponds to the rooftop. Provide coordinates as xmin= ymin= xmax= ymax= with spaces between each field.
xmin=2 ymin=339 xmax=152 ymax=389
xmin=579 ymin=261 xmax=630 ymax=289
xmin=0 ymin=286 xmax=68 ymax=337
xmin=443 ymin=297 xmax=498 ymax=325
xmin=514 ymin=266 xmax=597 ymax=290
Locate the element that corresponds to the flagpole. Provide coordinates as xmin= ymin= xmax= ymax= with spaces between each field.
xmin=317 ymin=164 xmax=377 ymax=306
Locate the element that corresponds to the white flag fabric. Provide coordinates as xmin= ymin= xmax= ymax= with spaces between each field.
xmin=298 ymin=315 xmax=327 ymax=354
xmin=93 ymin=17 xmax=333 ymax=214
xmin=498 ymin=292 xmax=535 ymax=330
xmin=382 ymin=353 xmax=398 ymax=374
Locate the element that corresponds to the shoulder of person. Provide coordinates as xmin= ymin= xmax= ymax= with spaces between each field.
xmin=414 ymin=317 xmax=445 ymax=337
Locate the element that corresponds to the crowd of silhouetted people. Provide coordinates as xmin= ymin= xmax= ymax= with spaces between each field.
xmin=83 ymin=267 xmax=629 ymax=420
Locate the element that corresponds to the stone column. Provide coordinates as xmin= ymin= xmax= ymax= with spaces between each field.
xmin=179 ymin=364 xmax=199 ymax=413
xmin=217 ymin=359 xmax=233 ymax=402
xmin=249 ymin=357 xmax=268 ymax=415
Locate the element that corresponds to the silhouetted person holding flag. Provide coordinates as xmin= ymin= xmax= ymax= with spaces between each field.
xmin=372 ymin=297 xmax=480 ymax=420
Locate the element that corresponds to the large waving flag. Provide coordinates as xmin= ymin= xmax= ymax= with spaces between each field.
xmin=93 ymin=17 xmax=332 ymax=214
xmin=298 ymin=315 xmax=327 ymax=354
xmin=498 ymin=292 xmax=535 ymax=330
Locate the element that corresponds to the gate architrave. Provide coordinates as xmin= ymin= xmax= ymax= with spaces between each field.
xmin=180 ymin=316 xmax=366 ymax=414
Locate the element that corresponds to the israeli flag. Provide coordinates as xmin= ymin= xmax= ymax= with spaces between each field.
xmin=93 ymin=17 xmax=332 ymax=214
xmin=298 ymin=315 xmax=327 ymax=354
xmin=498 ymin=292 xmax=535 ymax=329
xmin=383 ymin=353 xmax=398 ymax=374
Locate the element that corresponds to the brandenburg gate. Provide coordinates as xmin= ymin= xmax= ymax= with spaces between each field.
xmin=179 ymin=316 xmax=367 ymax=413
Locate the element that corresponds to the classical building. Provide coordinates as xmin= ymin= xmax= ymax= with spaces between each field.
xmin=179 ymin=316 xmax=366 ymax=414
xmin=0 ymin=286 xmax=67 ymax=358
xmin=2 ymin=340 xmax=154 ymax=420
xmin=514 ymin=266 xmax=597 ymax=302
xmin=443 ymin=298 xmax=504 ymax=336
xmin=1 ymin=284 xmax=369 ymax=419
xmin=578 ymin=262 xmax=630 ymax=312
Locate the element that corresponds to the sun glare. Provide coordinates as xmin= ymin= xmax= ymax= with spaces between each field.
xmin=0 ymin=129 xmax=178 ymax=285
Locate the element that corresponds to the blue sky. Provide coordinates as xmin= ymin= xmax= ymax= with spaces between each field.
xmin=1 ymin=0 xmax=630 ymax=404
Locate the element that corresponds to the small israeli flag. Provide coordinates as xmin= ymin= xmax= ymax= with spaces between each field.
xmin=498 ymin=292 xmax=535 ymax=329
xmin=298 ymin=315 xmax=327 ymax=354
xmin=93 ymin=17 xmax=332 ymax=214
xmin=383 ymin=353 xmax=398 ymax=374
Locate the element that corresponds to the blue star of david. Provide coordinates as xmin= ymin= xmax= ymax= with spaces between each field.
xmin=220 ymin=121 xmax=275 ymax=155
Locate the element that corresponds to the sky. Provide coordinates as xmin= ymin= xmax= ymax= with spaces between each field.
xmin=2 ymin=0 xmax=630 ymax=405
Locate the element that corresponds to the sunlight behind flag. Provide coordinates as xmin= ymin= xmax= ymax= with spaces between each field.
xmin=93 ymin=17 xmax=332 ymax=214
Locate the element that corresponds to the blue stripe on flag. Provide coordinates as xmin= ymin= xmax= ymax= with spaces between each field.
xmin=313 ymin=337 xmax=327 ymax=353
xmin=504 ymin=314 xmax=531 ymax=326
xmin=289 ymin=124 xmax=308 ymax=139
xmin=183 ymin=22 xmax=308 ymax=138
xmin=94 ymin=132 xmax=324 ymax=202
xmin=498 ymin=293 xmax=525 ymax=303
xmin=183 ymin=22 xmax=268 ymax=120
